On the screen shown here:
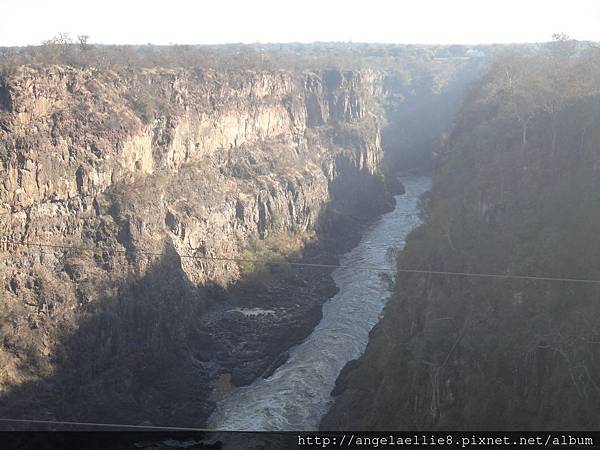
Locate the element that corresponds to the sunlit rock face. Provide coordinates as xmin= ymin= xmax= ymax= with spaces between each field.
xmin=0 ymin=66 xmax=386 ymax=284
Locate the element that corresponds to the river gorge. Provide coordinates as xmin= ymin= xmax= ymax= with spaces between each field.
xmin=2 ymin=30 xmax=600 ymax=450
xmin=0 ymin=49 xmax=476 ymax=431
xmin=209 ymin=174 xmax=431 ymax=430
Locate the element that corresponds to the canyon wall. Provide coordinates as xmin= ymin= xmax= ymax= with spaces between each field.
xmin=0 ymin=65 xmax=394 ymax=426
xmin=321 ymin=48 xmax=600 ymax=430
xmin=0 ymin=66 xmax=386 ymax=282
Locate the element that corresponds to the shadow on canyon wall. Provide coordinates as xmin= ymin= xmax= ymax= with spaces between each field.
xmin=0 ymin=169 xmax=395 ymax=429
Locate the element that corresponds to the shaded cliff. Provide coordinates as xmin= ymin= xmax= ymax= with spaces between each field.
xmin=380 ymin=57 xmax=485 ymax=172
xmin=322 ymin=44 xmax=600 ymax=430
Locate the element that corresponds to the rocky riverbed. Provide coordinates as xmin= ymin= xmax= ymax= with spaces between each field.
xmin=196 ymin=197 xmax=397 ymax=422
xmin=208 ymin=174 xmax=431 ymax=430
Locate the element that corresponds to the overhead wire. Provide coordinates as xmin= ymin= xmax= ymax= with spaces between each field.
xmin=2 ymin=239 xmax=600 ymax=285
xmin=0 ymin=417 xmax=212 ymax=431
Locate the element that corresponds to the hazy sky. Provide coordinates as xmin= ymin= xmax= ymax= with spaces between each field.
xmin=2 ymin=0 xmax=600 ymax=46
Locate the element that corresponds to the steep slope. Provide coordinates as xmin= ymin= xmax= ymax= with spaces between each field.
xmin=381 ymin=57 xmax=485 ymax=171
xmin=322 ymin=45 xmax=600 ymax=430
xmin=0 ymin=65 xmax=395 ymax=426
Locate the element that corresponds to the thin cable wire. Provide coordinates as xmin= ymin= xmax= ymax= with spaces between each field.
xmin=0 ymin=417 xmax=212 ymax=431
xmin=3 ymin=239 xmax=600 ymax=285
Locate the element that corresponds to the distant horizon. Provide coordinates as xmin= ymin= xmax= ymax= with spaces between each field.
xmin=2 ymin=0 xmax=600 ymax=47
xmin=1 ymin=39 xmax=593 ymax=49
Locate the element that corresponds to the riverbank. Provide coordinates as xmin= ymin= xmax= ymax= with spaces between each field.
xmin=196 ymin=185 xmax=398 ymax=425
xmin=207 ymin=174 xmax=431 ymax=430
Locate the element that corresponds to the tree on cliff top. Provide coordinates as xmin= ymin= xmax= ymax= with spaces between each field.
xmin=0 ymin=36 xmax=494 ymax=74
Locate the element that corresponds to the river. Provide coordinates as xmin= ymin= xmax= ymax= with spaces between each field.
xmin=208 ymin=174 xmax=432 ymax=431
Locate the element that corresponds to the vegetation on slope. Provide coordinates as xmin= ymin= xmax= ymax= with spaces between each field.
xmin=322 ymin=37 xmax=600 ymax=430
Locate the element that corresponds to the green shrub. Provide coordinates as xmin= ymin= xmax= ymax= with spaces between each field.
xmin=240 ymin=233 xmax=303 ymax=286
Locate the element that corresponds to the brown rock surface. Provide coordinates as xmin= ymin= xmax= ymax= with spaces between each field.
xmin=0 ymin=65 xmax=393 ymax=427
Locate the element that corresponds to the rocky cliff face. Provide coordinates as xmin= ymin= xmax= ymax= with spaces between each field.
xmin=0 ymin=66 xmax=385 ymax=278
xmin=0 ymin=65 xmax=395 ymax=426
